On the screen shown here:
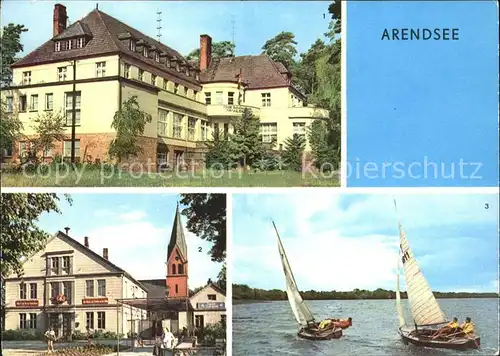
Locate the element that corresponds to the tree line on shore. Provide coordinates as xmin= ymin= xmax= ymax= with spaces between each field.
xmin=232 ymin=284 xmax=499 ymax=301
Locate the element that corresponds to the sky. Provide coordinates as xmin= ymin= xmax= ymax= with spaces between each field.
xmin=232 ymin=192 xmax=499 ymax=293
xmin=346 ymin=1 xmax=499 ymax=187
xmin=36 ymin=193 xmax=222 ymax=289
xmin=1 ymin=0 xmax=332 ymax=58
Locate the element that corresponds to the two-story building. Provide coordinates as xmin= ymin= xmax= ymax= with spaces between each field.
xmin=2 ymin=3 xmax=328 ymax=169
xmin=3 ymin=229 xmax=147 ymax=339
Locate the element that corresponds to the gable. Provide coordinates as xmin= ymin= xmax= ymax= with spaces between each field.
xmin=167 ymin=246 xmax=187 ymax=265
xmin=190 ymin=284 xmax=226 ymax=305
xmin=9 ymin=233 xmax=120 ymax=278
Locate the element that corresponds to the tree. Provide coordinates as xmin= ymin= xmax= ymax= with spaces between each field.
xmin=26 ymin=110 xmax=66 ymax=163
xmin=282 ymin=134 xmax=306 ymax=172
xmin=1 ymin=23 xmax=28 ymax=87
xmin=308 ymin=119 xmax=339 ymax=171
xmin=180 ymin=194 xmax=226 ymax=262
xmin=327 ymin=0 xmax=342 ymax=37
xmin=261 ymin=31 xmax=298 ymax=69
xmin=216 ymin=263 xmax=226 ymax=291
xmin=230 ymin=108 xmax=264 ymax=168
xmin=0 ymin=99 xmax=23 ymax=156
xmin=186 ymin=41 xmax=235 ymax=62
xmin=204 ymin=129 xmax=232 ymax=169
xmin=294 ymin=39 xmax=327 ymax=96
xmin=108 ymin=96 xmax=152 ymax=163
xmin=0 ymin=193 xmax=71 ymax=277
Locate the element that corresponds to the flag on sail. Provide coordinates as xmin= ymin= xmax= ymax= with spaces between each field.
xmin=398 ymin=222 xmax=446 ymax=325
xmin=273 ymin=222 xmax=315 ymax=326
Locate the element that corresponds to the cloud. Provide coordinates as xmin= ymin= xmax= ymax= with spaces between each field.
xmin=119 ymin=210 xmax=147 ymax=221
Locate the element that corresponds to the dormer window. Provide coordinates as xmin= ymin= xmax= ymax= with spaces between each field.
xmin=129 ymin=40 xmax=136 ymax=51
xmin=55 ymin=42 xmax=61 ymax=52
xmin=143 ymin=47 xmax=148 ymax=57
xmin=166 ymin=58 xmax=171 ymax=68
xmin=155 ymin=52 xmax=160 ymax=62
xmin=195 ymin=73 xmax=200 ymax=81
xmin=176 ymin=63 xmax=180 ymax=72
xmin=77 ymin=38 xmax=85 ymax=48
xmin=68 ymin=40 xmax=73 ymax=50
xmin=185 ymin=68 xmax=190 ymax=76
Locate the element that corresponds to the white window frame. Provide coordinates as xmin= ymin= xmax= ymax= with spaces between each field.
xmin=173 ymin=113 xmax=183 ymax=139
xmin=123 ymin=63 xmax=131 ymax=78
xmin=205 ymin=92 xmax=211 ymax=105
xmin=293 ymin=122 xmax=306 ymax=137
xmin=188 ymin=117 xmax=196 ymax=141
xmin=64 ymin=92 xmax=81 ymax=126
xmin=215 ymin=91 xmax=223 ymax=105
xmin=143 ymin=47 xmax=148 ymax=57
xmin=29 ymin=94 xmax=38 ymax=111
xmin=129 ymin=40 xmax=136 ymax=51
xmin=67 ymin=39 xmax=72 ymax=50
xmin=261 ymin=122 xmax=277 ymax=143
xmin=96 ymin=62 xmax=106 ymax=78
xmin=155 ymin=52 xmax=160 ymax=62
xmin=22 ymin=71 xmax=31 ymax=85
xmin=45 ymin=93 xmax=53 ymax=110
xmin=201 ymin=121 xmax=208 ymax=141
xmin=139 ymin=69 xmax=144 ymax=81
xmin=151 ymin=74 xmax=157 ymax=86
xmin=228 ymin=92 xmax=234 ymax=105
xmin=76 ymin=38 xmax=85 ymax=48
xmin=157 ymin=109 xmax=169 ymax=137
xmin=58 ymin=67 xmax=67 ymax=82
xmin=55 ymin=42 xmax=61 ymax=52
xmin=261 ymin=93 xmax=271 ymax=107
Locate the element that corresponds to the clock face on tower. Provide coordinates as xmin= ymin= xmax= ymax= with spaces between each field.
xmin=175 ymin=255 xmax=179 ymax=261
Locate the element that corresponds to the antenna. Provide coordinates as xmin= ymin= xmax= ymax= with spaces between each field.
xmin=156 ymin=10 xmax=162 ymax=42
xmin=231 ymin=15 xmax=236 ymax=51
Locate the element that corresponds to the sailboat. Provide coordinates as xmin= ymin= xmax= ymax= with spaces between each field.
xmin=394 ymin=200 xmax=480 ymax=350
xmin=272 ymin=221 xmax=343 ymax=340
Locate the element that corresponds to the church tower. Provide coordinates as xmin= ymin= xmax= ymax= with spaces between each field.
xmin=166 ymin=203 xmax=188 ymax=298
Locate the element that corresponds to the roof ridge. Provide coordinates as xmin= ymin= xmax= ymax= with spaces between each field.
xmin=94 ymin=9 xmax=121 ymax=53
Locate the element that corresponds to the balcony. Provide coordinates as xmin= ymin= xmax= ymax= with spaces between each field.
xmin=287 ymin=106 xmax=330 ymax=119
xmin=206 ymin=104 xmax=260 ymax=118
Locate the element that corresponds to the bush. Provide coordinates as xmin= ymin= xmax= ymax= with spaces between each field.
xmin=197 ymin=322 xmax=226 ymax=346
xmin=2 ymin=328 xmax=43 ymax=340
xmin=34 ymin=343 xmax=130 ymax=356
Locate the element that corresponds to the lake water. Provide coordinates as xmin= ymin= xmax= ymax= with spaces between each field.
xmin=233 ymin=299 xmax=499 ymax=355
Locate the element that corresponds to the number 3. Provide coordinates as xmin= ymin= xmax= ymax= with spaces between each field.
xmin=485 ymin=203 xmax=489 ymax=209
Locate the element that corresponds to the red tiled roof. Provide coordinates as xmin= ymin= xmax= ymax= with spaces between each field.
xmin=12 ymin=9 xmax=199 ymax=86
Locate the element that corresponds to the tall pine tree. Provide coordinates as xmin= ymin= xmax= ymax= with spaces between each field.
xmin=230 ymin=108 xmax=264 ymax=168
xmin=282 ymin=134 xmax=306 ymax=172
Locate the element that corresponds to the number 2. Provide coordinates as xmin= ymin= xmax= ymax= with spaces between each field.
xmin=198 ymin=247 xmax=202 ymax=252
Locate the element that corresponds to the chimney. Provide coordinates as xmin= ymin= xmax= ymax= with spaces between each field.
xmin=53 ymin=4 xmax=67 ymax=37
xmin=103 ymin=248 xmax=108 ymax=260
xmin=64 ymin=227 xmax=70 ymax=234
xmin=84 ymin=236 xmax=89 ymax=248
xmin=200 ymin=34 xmax=212 ymax=71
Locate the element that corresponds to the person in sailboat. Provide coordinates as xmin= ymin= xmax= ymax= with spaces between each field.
xmin=332 ymin=317 xmax=352 ymax=329
xmin=459 ymin=317 xmax=475 ymax=335
xmin=432 ymin=317 xmax=460 ymax=338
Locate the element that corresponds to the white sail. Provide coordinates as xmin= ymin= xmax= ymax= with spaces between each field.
xmin=273 ymin=222 xmax=315 ymax=326
xmin=396 ymin=248 xmax=406 ymax=327
xmin=398 ymin=221 xmax=447 ymax=325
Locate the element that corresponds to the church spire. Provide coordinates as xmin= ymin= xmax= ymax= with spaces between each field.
xmin=167 ymin=203 xmax=188 ymax=262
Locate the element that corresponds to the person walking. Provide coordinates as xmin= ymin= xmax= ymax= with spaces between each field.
xmin=44 ymin=326 xmax=56 ymax=353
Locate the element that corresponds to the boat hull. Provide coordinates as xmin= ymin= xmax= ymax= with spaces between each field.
xmin=298 ymin=327 xmax=343 ymax=340
xmin=399 ymin=325 xmax=480 ymax=350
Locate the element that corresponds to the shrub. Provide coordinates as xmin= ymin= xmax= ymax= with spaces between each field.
xmin=197 ymin=322 xmax=226 ymax=346
xmin=2 ymin=328 xmax=43 ymax=340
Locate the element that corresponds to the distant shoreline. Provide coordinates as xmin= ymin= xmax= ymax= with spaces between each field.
xmin=232 ymin=284 xmax=499 ymax=301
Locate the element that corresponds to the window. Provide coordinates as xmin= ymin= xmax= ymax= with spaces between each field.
xmin=174 ymin=83 xmax=179 ymax=94
xmin=183 ymin=87 xmax=187 ymax=96
xmin=166 ymin=58 xmax=171 ymax=67
xmin=51 ymin=257 xmax=60 ymax=274
xmin=188 ymin=117 xmax=196 ymax=141
xmin=261 ymin=93 xmax=271 ymax=107
xmin=86 ymin=312 xmax=94 ymax=329
xmin=29 ymin=95 xmax=38 ymax=111
xmin=22 ymin=71 xmax=31 ymax=85
xmin=228 ymin=92 xmax=234 ymax=105
xmin=175 ymin=284 xmax=178 ymax=294
xmin=173 ymin=113 xmax=183 ymax=139
xmin=19 ymin=95 xmax=27 ymax=112
xmin=64 ymin=91 xmax=81 ymax=126
xmin=30 ymin=283 xmax=37 ymax=299
xmin=208 ymin=294 xmax=217 ymax=301
xmin=123 ymin=63 xmax=131 ymax=78
xmin=19 ymin=314 xmax=27 ymax=329
xmin=86 ymin=280 xmax=94 ymax=297
xmin=3 ymin=145 xmax=13 ymax=157
xmin=215 ymin=91 xmax=223 ymax=105
xmin=185 ymin=68 xmax=189 ymax=76
xmin=67 ymin=39 xmax=73 ymax=50
xmin=19 ymin=142 xmax=27 ymax=158
xmin=261 ymin=122 xmax=277 ymax=143
xmin=6 ymin=97 xmax=13 ymax=112
xmin=19 ymin=283 xmax=27 ymax=299
xmin=77 ymin=37 xmax=85 ymax=48
xmin=178 ymin=264 xmax=184 ymax=274
xmin=96 ymin=62 xmax=106 ymax=77
xmin=64 ymin=140 xmax=81 ymax=158
xmin=155 ymin=52 xmax=160 ymax=62
xmin=129 ymin=40 xmax=136 ymax=51
xmin=293 ymin=122 xmax=306 ymax=138
xmin=50 ymin=282 xmax=60 ymax=300
xmin=63 ymin=281 xmax=72 ymax=304
xmin=193 ymin=90 xmax=198 ymax=101
xmin=195 ymin=72 xmax=199 ymax=81
xmin=143 ymin=47 xmax=148 ymax=57
xmin=201 ymin=121 xmax=208 ymax=141
xmin=57 ymin=67 xmax=67 ymax=81
xmin=158 ymin=109 xmax=169 ymax=136
xmin=176 ymin=63 xmax=180 ymax=72
xmin=62 ymin=256 xmax=70 ymax=273
xmin=195 ymin=315 xmax=204 ymax=329
xmin=204 ymin=92 xmax=211 ymax=105
xmin=55 ymin=42 xmax=61 ymax=52
xmin=162 ymin=79 xmax=168 ymax=90
xmin=151 ymin=74 xmax=157 ymax=86
xmin=172 ymin=264 xmax=177 ymax=274
xmin=139 ymin=69 xmax=144 ymax=81
xmin=97 ymin=312 xmax=106 ymax=329
xmin=45 ymin=93 xmax=53 ymax=110
xmin=29 ymin=313 xmax=37 ymax=329
xmin=97 ymin=280 xmax=106 ymax=297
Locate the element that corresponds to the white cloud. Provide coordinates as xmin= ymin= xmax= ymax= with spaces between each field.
xmin=119 ymin=210 xmax=147 ymax=221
